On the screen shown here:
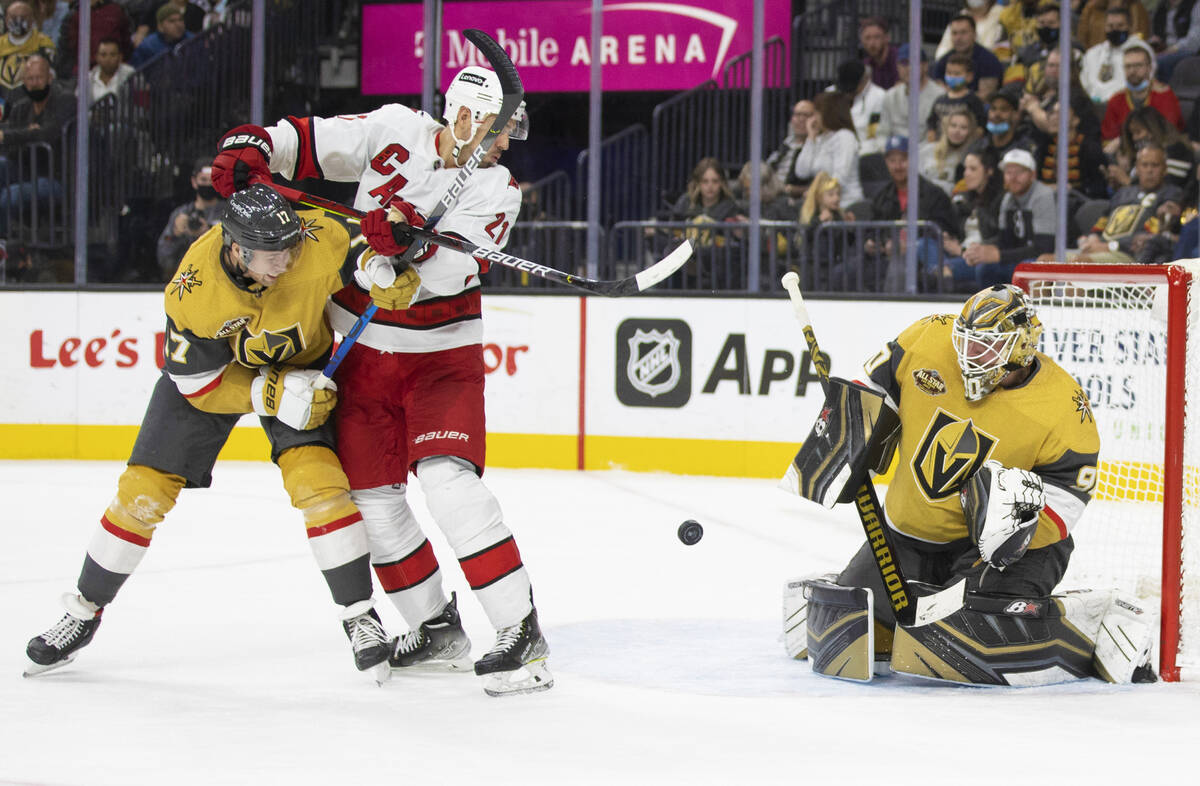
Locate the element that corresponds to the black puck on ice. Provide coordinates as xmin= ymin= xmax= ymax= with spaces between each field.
xmin=677 ymin=519 xmax=704 ymax=545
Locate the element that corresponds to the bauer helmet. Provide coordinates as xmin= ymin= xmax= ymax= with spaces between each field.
xmin=951 ymin=284 xmax=1043 ymax=401
xmin=221 ymin=184 xmax=303 ymax=290
xmin=442 ymin=66 xmax=529 ymax=145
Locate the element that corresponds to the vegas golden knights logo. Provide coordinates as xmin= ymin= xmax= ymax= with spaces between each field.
xmin=236 ymin=323 xmax=305 ymax=366
xmin=912 ymin=409 xmax=997 ymax=501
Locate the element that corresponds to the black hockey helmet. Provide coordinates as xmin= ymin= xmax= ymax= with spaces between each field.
xmin=221 ymin=183 xmax=302 ymax=253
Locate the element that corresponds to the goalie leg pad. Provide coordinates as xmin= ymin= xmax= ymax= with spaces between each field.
xmin=1086 ymin=592 xmax=1157 ymax=684
xmin=781 ymin=377 xmax=900 ymax=508
xmin=803 ymin=578 xmax=875 ymax=683
xmin=891 ymin=592 xmax=1095 ymax=686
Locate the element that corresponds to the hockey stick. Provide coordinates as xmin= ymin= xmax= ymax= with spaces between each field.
xmin=274 ymin=184 xmax=693 ymax=296
xmin=780 ymin=273 xmax=963 ymax=627
xmin=314 ymin=28 xmax=524 ymax=385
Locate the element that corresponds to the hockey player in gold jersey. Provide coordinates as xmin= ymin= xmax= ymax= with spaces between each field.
xmin=788 ymin=284 xmax=1156 ymax=685
xmin=25 ymin=184 xmax=420 ymax=679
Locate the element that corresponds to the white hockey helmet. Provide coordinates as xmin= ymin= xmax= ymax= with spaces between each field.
xmin=951 ymin=284 xmax=1043 ymax=401
xmin=442 ymin=65 xmax=528 ymax=144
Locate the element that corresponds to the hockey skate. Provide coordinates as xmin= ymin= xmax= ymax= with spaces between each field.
xmin=341 ymin=600 xmax=391 ymax=683
xmin=389 ymin=592 xmax=472 ymax=672
xmin=474 ymin=607 xmax=553 ymax=697
xmin=25 ymin=594 xmax=103 ymax=677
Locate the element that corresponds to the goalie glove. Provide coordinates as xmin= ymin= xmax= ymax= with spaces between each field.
xmin=213 ymin=124 xmax=273 ymax=197
xmin=251 ymin=367 xmax=337 ymax=431
xmin=961 ymin=461 xmax=1045 ymax=570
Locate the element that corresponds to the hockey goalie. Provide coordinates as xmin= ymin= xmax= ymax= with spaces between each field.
xmin=781 ymin=284 xmax=1158 ymax=686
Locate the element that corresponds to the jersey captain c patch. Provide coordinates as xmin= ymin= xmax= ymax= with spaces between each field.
xmin=236 ymin=323 xmax=306 ymax=366
xmin=912 ymin=408 xmax=997 ymax=501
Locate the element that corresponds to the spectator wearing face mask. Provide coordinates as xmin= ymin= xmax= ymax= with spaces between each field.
xmin=1101 ymin=41 xmax=1183 ymax=152
xmin=1078 ymin=0 xmax=1151 ymax=50
xmin=156 ymin=157 xmax=225 ymax=280
xmin=1082 ymin=6 xmax=1148 ymax=104
xmin=0 ymin=1 xmax=56 ymax=113
xmin=1108 ymin=105 xmax=1195 ymax=193
xmin=928 ymin=54 xmax=989 ymax=140
xmin=1005 ymin=2 xmax=1083 ymax=91
xmin=932 ymin=12 xmax=1004 ymax=100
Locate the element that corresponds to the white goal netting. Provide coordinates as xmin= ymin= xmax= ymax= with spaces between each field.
xmin=1018 ymin=263 xmax=1200 ymax=679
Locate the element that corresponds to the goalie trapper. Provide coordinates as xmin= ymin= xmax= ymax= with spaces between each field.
xmin=781 ymin=378 xmax=900 ymax=507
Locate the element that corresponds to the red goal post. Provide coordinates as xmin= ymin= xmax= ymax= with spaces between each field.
xmin=1013 ymin=262 xmax=1198 ymax=682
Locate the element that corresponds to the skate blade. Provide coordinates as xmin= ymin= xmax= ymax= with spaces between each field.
xmin=482 ymin=658 xmax=554 ymax=697
xmin=23 ymin=653 xmax=77 ymax=678
xmin=371 ymin=660 xmax=392 ymax=686
xmin=391 ymin=656 xmax=474 ymax=673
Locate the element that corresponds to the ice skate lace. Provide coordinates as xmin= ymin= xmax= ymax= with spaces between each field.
xmin=348 ymin=614 xmax=387 ymax=651
xmin=42 ymin=614 xmax=85 ymax=650
xmin=485 ymin=621 xmax=524 ymax=656
xmin=394 ymin=628 xmax=427 ymax=655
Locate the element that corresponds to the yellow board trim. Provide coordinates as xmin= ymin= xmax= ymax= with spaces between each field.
xmin=0 ymin=424 xmax=1183 ymax=500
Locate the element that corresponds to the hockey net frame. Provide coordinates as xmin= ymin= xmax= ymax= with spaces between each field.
xmin=1013 ymin=262 xmax=1198 ymax=682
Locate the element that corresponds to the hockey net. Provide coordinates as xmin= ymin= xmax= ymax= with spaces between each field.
xmin=1013 ymin=262 xmax=1200 ymax=681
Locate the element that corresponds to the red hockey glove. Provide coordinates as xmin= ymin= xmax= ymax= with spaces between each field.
xmin=361 ymin=202 xmax=426 ymax=257
xmin=212 ymin=124 xmax=273 ymax=197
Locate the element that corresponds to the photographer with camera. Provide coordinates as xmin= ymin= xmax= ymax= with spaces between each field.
xmin=156 ymin=156 xmax=224 ymax=280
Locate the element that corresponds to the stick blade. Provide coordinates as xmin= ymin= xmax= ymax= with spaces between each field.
xmin=632 ymin=240 xmax=693 ymax=293
xmin=464 ymin=29 xmax=524 ymax=96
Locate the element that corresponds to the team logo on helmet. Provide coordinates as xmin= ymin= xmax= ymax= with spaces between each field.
xmin=236 ymin=322 xmax=305 ymax=366
xmin=912 ymin=408 xmax=997 ymax=501
xmin=168 ymin=263 xmax=203 ymax=300
xmin=1072 ymin=388 xmax=1094 ymax=424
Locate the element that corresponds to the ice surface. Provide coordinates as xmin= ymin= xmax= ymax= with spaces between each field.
xmin=1 ymin=461 xmax=1196 ymax=785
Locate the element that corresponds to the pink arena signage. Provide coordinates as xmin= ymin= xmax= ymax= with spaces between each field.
xmin=362 ymin=1 xmax=791 ymax=94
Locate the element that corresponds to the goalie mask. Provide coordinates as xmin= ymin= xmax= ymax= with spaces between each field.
xmin=442 ymin=66 xmax=529 ymax=151
xmin=951 ymin=284 xmax=1043 ymax=401
xmin=221 ymin=184 xmax=303 ymax=292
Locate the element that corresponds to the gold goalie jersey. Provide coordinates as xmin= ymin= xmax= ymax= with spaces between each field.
xmin=161 ymin=210 xmax=359 ymax=414
xmin=864 ymin=315 xmax=1100 ymax=551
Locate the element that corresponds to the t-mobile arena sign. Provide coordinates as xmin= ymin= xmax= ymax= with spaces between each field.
xmin=362 ymin=1 xmax=791 ymax=94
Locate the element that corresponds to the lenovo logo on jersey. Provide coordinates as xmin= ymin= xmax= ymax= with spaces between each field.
xmin=414 ymin=430 xmax=471 ymax=445
xmin=616 ymin=319 xmax=691 ymax=408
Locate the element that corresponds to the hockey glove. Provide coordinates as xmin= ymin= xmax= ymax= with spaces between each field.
xmin=213 ymin=124 xmax=273 ymax=197
xmin=250 ymin=367 xmax=337 ymax=431
xmin=963 ymin=461 xmax=1045 ymax=570
xmin=360 ymin=202 xmax=425 ymax=257
xmin=354 ymin=258 xmax=422 ymax=311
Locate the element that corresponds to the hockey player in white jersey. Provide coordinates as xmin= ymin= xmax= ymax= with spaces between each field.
xmin=212 ymin=66 xmax=550 ymax=697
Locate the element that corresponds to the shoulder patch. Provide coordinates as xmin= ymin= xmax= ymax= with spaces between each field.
xmin=214 ymin=315 xmax=252 ymax=339
xmin=1072 ymin=388 xmax=1094 ymax=424
xmin=168 ymin=263 xmax=203 ymax=300
xmin=299 ymin=216 xmax=322 ymax=242
xmin=912 ymin=368 xmax=947 ymax=396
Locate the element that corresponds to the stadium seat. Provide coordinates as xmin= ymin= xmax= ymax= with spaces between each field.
xmin=1074 ymin=199 xmax=1111 ymax=239
xmin=1169 ymin=56 xmax=1200 ymax=106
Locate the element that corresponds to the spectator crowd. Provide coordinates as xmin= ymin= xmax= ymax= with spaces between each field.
xmin=662 ymin=1 xmax=1200 ymax=292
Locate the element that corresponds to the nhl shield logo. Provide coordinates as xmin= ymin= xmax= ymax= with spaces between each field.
xmin=627 ymin=329 xmax=681 ymax=398
xmin=616 ymin=319 xmax=692 ymax=408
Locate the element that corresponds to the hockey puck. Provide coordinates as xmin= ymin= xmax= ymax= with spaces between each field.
xmin=677 ymin=519 xmax=704 ymax=545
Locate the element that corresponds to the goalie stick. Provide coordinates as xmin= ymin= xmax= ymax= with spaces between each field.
xmin=313 ymin=28 xmax=523 ymax=386
xmin=780 ymin=272 xmax=964 ymax=627
xmin=272 ymin=183 xmax=694 ymax=296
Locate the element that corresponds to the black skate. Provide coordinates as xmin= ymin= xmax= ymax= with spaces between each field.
xmin=474 ymin=607 xmax=553 ymax=697
xmin=25 ymin=594 xmax=103 ymax=677
xmin=340 ymin=600 xmax=391 ymax=683
xmin=389 ymin=592 xmax=472 ymax=672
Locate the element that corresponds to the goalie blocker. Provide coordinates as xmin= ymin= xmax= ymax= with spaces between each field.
xmin=781 ymin=377 xmax=900 ymax=507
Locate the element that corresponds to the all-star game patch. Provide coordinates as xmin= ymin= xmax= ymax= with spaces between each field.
xmin=214 ymin=315 xmax=252 ymax=338
xmin=912 ymin=368 xmax=947 ymax=396
xmin=169 ymin=264 xmax=203 ymax=300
